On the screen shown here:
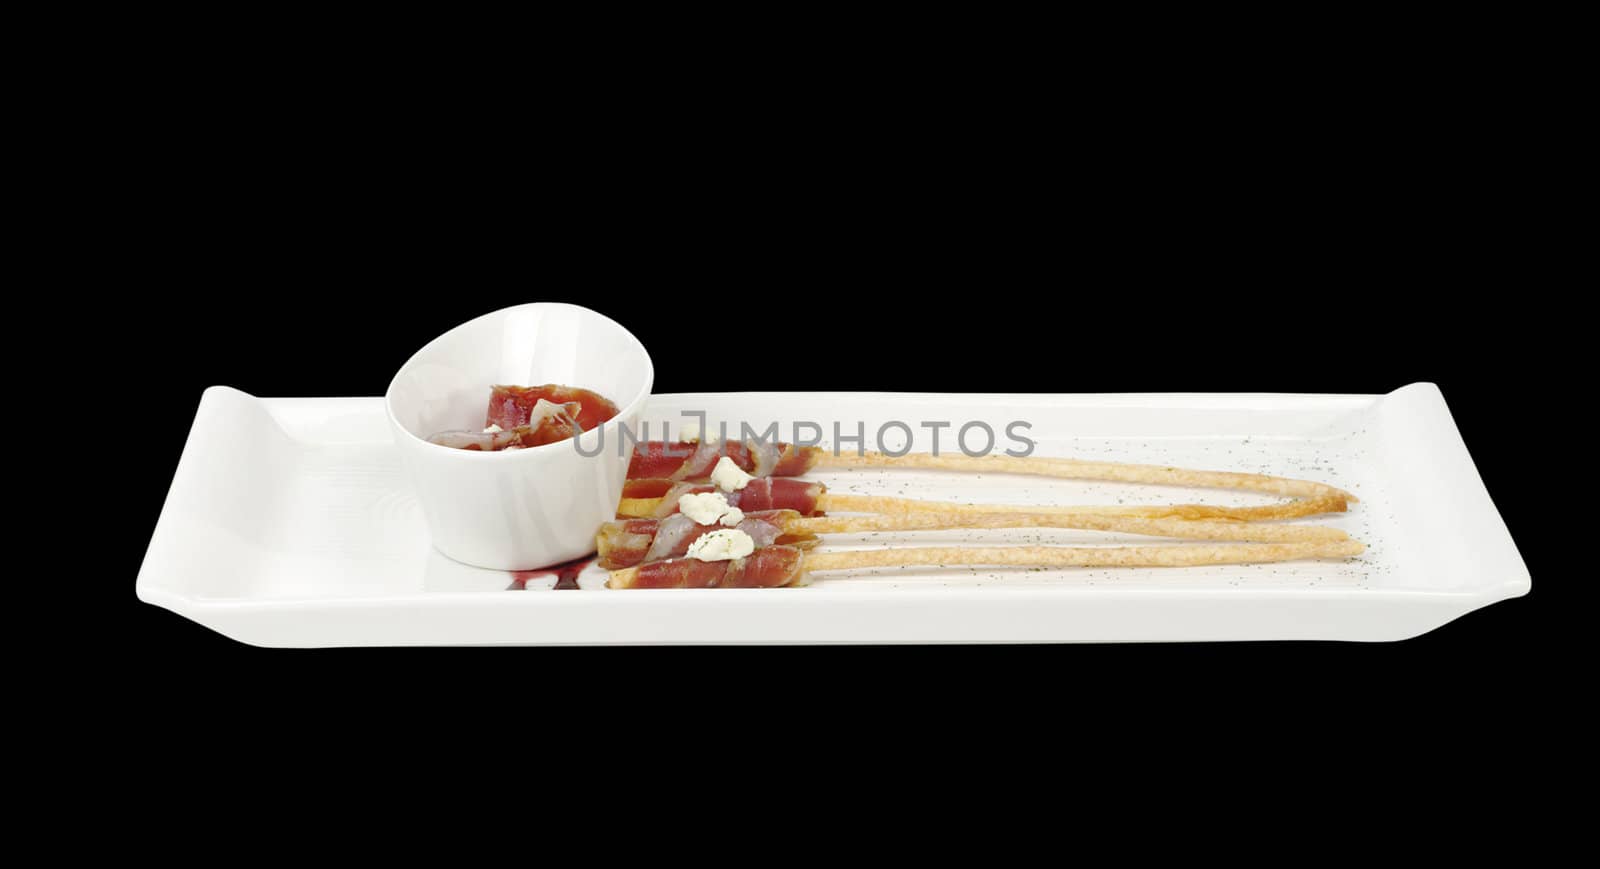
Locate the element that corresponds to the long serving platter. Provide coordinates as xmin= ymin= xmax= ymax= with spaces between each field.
xmin=136 ymin=384 xmax=1528 ymax=646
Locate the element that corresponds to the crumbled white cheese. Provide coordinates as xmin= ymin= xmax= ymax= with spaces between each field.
xmin=710 ymin=456 xmax=754 ymax=492
xmin=678 ymin=492 xmax=734 ymax=526
xmin=529 ymin=399 xmax=566 ymax=422
xmin=685 ymin=528 xmax=755 ymax=562
xmin=720 ymin=507 xmax=745 ymax=527
xmin=679 ymin=421 xmax=721 ymax=444
xmin=483 ymin=424 xmax=503 ymax=434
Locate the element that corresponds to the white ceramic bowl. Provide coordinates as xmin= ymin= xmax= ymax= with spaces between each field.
xmin=385 ymin=303 xmax=653 ymax=571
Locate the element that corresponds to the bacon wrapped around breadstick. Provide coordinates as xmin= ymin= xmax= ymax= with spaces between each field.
xmin=597 ymin=510 xmax=818 ymax=569
xmin=618 ymin=478 xmax=1350 ymax=523
xmin=619 ymin=478 xmax=828 ymax=519
xmin=630 ymin=440 xmax=1353 ymax=501
xmin=629 ymin=439 xmax=820 ymax=481
xmin=607 ymin=539 xmax=1367 ymax=589
xmin=596 ymin=509 xmax=1354 ymax=569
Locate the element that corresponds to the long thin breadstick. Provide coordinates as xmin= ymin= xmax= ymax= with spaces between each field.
xmin=605 ymin=538 xmax=1367 ymax=587
xmin=595 ymin=509 xmax=1351 ymax=570
xmin=792 ymin=511 xmax=1350 ymax=544
xmin=818 ymin=493 xmax=1348 ymax=523
xmin=800 ymin=539 xmax=1366 ymax=574
xmin=824 ymin=452 xmax=1356 ymax=501
xmin=614 ymin=492 xmax=1347 ymax=522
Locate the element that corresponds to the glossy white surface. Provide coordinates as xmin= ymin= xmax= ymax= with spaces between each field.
xmin=138 ymin=384 xmax=1528 ymax=646
xmin=384 ymin=303 xmax=652 ymax=570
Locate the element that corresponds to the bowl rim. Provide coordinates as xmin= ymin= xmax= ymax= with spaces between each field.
xmin=382 ymin=302 xmax=655 ymax=459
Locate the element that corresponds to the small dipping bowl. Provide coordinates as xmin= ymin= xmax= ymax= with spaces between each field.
xmin=385 ymin=303 xmax=653 ymax=571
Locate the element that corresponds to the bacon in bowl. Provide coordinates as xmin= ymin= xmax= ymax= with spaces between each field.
xmin=487 ymin=384 xmax=618 ymax=432
xmin=426 ymin=384 xmax=618 ymax=451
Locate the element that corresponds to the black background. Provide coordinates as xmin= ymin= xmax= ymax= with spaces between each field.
xmin=93 ymin=88 xmax=1569 ymax=766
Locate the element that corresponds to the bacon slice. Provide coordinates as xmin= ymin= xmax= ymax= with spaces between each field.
xmin=627 ymin=440 xmax=822 ymax=481
xmin=772 ymin=447 xmax=816 ymax=476
xmin=622 ymin=478 xmax=828 ymax=519
xmin=619 ymin=546 xmax=808 ymax=589
xmin=427 ymin=427 xmax=535 ymax=451
xmin=621 ymin=478 xmax=678 ymax=499
xmin=596 ymin=510 xmax=816 ymax=568
xmin=429 ymin=399 xmax=584 ymax=451
xmin=677 ymin=440 xmax=726 ymax=480
xmin=487 ymin=384 xmax=619 ymax=432
xmin=592 ymin=518 xmax=661 ymax=569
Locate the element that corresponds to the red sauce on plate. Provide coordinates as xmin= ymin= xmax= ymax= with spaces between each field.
xmin=509 ymin=556 xmax=596 ymax=590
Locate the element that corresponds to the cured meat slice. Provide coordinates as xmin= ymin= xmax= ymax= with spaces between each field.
xmin=592 ymin=518 xmax=661 ymax=569
xmin=487 ymin=384 xmax=619 ymax=432
xmin=428 ymin=399 xmax=584 ymax=450
xmin=627 ymin=440 xmax=822 ymax=481
xmin=596 ymin=510 xmax=806 ymax=568
xmin=620 ymin=546 xmax=808 ymax=589
xmin=620 ymin=478 xmax=678 ymax=499
xmin=627 ymin=478 xmax=827 ymax=519
xmin=427 ymin=427 xmax=536 ymax=451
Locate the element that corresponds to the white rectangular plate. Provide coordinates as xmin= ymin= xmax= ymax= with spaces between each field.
xmin=137 ymin=384 xmax=1528 ymax=646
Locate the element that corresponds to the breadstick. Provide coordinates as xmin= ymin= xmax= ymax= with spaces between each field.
xmin=607 ymin=539 xmax=1366 ymax=588
xmin=825 ymin=452 xmax=1354 ymax=500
